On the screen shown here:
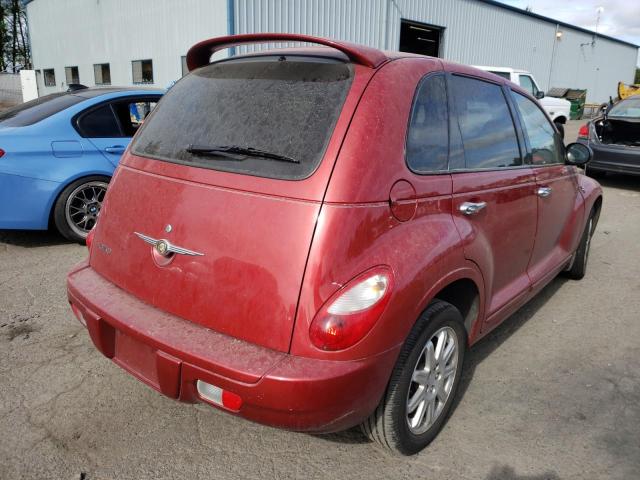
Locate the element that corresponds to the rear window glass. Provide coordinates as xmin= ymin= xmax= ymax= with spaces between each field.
xmin=130 ymin=55 xmax=354 ymax=180
xmin=609 ymin=98 xmax=640 ymax=118
xmin=0 ymin=93 xmax=84 ymax=127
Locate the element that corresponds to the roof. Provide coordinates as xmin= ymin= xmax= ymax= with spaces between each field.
xmin=478 ymin=0 xmax=639 ymax=48
xmin=69 ymin=86 xmax=164 ymax=98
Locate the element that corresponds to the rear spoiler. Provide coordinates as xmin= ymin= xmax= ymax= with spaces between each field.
xmin=186 ymin=33 xmax=389 ymax=71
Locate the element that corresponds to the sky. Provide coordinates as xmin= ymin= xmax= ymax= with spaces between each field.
xmin=497 ymin=1 xmax=640 ymax=65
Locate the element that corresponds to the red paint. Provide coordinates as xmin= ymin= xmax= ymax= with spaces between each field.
xmin=186 ymin=33 xmax=390 ymax=71
xmin=67 ymin=35 xmax=602 ymax=433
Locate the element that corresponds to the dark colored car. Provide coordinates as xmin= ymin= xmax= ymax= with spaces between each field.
xmin=67 ymin=34 xmax=602 ymax=455
xmin=578 ymin=95 xmax=640 ymax=176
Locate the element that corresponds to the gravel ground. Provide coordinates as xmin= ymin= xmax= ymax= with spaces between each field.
xmin=1 ymin=132 xmax=639 ymax=479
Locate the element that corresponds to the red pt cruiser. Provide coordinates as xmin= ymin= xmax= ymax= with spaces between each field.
xmin=67 ymin=34 xmax=602 ymax=455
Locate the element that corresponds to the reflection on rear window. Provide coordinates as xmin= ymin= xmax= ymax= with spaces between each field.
xmin=0 ymin=93 xmax=84 ymax=127
xmin=131 ymin=55 xmax=354 ymax=180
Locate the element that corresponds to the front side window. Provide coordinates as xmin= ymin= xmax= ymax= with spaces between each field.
xmin=132 ymin=59 xmax=153 ymax=84
xmin=450 ymin=75 xmax=521 ymax=169
xmin=43 ymin=69 xmax=56 ymax=87
xmin=131 ymin=55 xmax=354 ymax=180
xmin=65 ymin=66 xmax=80 ymax=85
xmin=94 ymin=63 xmax=111 ymax=85
xmin=513 ymin=92 xmax=563 ymax=165
xmin=112 ymin=99 xmax=158 ymax=136
xmin=406 ymin=74 xmax=448 ymax=173
xmin=518 ymin=75 xmax=538 ymax=97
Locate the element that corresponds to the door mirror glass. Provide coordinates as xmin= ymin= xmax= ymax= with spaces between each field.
xmin=535 ymin=90 xmax=545 ymax=100
xmin=565 ymin=142 xmax=592 ymax=165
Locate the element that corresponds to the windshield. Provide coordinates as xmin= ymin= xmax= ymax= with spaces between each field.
xmin=609 ymin=98 xmax=640 ymax=118
xmin=130 ymin=55 xmax=354 ymax=180
xmin=0 ymin=92 xmax=84 ymax=127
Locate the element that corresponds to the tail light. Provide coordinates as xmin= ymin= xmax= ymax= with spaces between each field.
xmin=578 ymin=124 xmax=590 ymax=139
xmin=196 ymin=380 xmax=243 ymax=411
xmin=309 ymin=266 xmax=394 ymax=351
xmin=0 ymin=149 xmax=5 ymax=158
xmin=86 ymin=228 xmax=95 ymax=250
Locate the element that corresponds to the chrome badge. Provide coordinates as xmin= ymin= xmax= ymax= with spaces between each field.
xmin=134 ymin=232 xmax=204 ymax=257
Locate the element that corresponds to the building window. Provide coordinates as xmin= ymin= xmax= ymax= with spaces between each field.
xmin=65 ymin=66 xmax=80 ymax=85
xmin=43 ymin=69 xmax=56 ymax=86
xmin=181 ymin=55 xmax=188 ymax=77
xmin=132 ymin=59 xmax=153 ymax=84
xmin=94 ymin=63 xmax=111 ymax=85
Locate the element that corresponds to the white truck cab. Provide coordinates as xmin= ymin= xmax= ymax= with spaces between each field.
xmin=474 ymin=66 xmax=571 ymax=126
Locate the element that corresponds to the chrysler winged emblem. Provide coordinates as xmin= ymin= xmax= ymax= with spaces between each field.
xmin=134 ymin=232 xmax=204 ymax=257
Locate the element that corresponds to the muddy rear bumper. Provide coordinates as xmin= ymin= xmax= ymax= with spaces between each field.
xmin=67 ymin=262 xmax=398 ymax=433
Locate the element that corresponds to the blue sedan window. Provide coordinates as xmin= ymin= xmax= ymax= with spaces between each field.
xmin=0 ymin=93 xmax=84 ymax=127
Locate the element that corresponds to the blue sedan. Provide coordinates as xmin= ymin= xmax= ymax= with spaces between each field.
xmin=0 ymin=87 xmax=163 ymax=242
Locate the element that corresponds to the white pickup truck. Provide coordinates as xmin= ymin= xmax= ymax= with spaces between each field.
xmin=475 ymin=66 xmax=571 ymax=128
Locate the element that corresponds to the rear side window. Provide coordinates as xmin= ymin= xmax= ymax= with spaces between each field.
xmin=489 ymin=71 xmax=511 ymax=80
xmin=131 ymin=55 xmax=354 ymax=180
xmin=513 ymin=92 xmax=563 ymax=165
xmin=406 ymin=74 xmax=449 ymax=173
xmin=450 ymin=75 xmax=521 ymax=170
xmin=76 ymin=105 xmax=121 ymax=137
xmin=0 ymin=93 xmax=84 ymax=127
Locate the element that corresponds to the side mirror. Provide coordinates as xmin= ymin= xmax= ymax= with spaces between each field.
xmin=535 ymin=90 xmax=545 ymax=100
xmin=565 ymin=142 xmax=592 ymax=166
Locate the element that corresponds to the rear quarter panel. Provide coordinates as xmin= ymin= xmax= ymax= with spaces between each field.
xmin=291 ymin=58 xmax=486 ymax=360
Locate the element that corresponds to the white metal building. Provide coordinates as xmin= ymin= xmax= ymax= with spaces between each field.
xmin=26 ymin=0 xmax=638 ymax=103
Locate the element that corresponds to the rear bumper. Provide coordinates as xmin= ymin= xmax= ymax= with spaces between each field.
xmin=579 ymin=139 xmax=640 ymax=176
xmin=67 ymin=262 xmax=399 ymax=433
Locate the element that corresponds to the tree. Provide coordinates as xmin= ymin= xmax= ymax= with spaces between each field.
xmin=0 ymin=0 xmax=31 ymax=72
xmin=635 ymin=68 xmax=640 ymax=85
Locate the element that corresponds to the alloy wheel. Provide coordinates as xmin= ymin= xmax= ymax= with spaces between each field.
xmin=65 ymin=181 xmax=108 ymax=239
xmin=406 ymin=326 xmax=459 ymax=435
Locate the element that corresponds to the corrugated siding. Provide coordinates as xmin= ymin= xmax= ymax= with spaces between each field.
xmin=234 ymin=0 xmax=638 ymax=102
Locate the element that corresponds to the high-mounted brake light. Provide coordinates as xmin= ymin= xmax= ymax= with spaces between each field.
xmin=309 ymin=267 xmax=394 ymax=351
xmin=578 ymin=124 xmax=590 ymax=139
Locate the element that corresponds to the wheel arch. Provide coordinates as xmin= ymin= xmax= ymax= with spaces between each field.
xmin=553 ymin=115 xmax=567 ymax=124
xmin=413 ymin=264 xmax=486 ymax=346
xmin=46 ymin=171 xmax=112 ymax=227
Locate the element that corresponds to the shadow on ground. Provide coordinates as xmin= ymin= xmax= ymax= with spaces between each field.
xmin=485 ymin=464 xmax=561 ymax=480
xmin=586 ymin=172 xmax=640 ymax=192
xmin=314 ymin=276 xmax=567 ymax=447
xmin=0 ymin=229 xmax=71 ymax=247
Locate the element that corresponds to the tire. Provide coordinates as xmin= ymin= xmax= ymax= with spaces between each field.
xmin=564 ymin=212 xmax=595 ymax=280
xmin=53 ymin=176 xmax=109 ymax=243
xmin=554 ymin=121 xmax=565 ymax=139
xmin=361 ymin=300 xmax=466 ymax=455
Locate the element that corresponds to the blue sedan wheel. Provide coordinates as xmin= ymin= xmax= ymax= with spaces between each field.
xmin=53 ymin=176 xmax=109 ymax=243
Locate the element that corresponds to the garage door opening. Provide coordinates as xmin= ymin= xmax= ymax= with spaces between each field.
xmin=399 ymin=19 xmax=443 ymax=58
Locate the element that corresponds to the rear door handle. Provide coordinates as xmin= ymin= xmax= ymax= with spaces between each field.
xmin=104 ymin=145 xmax=125 ymax=154
xmin=537 ymin=187 xmax=553 ymax=198
xmin=459 ymin=201 xmax=487 ymax=215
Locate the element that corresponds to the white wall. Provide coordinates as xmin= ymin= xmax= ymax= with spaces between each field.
xmin=234 ymin=0 xmax=638 ymax=103
xmin=27 ymin=0 xmax=229 ymax=95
